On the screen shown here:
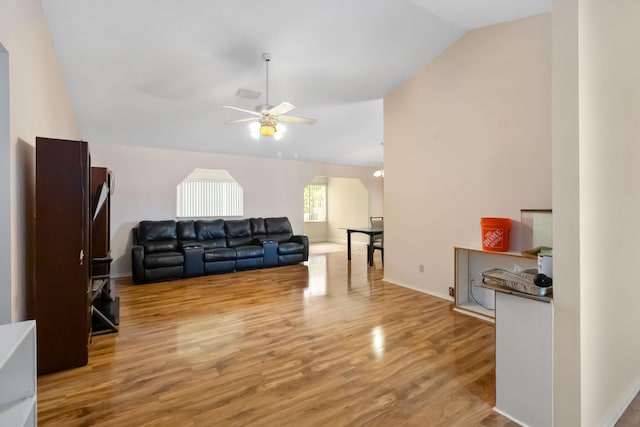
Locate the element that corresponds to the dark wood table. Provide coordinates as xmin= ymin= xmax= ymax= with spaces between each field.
xmin=344 ymin=226 xmax=383 ymax=266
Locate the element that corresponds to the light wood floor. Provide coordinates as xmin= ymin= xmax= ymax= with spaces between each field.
xmin=38 ymin=248 xmax=516 ymax=426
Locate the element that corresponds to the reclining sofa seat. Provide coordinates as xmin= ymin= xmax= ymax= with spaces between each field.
xmin=131 ymin=217 xmax=308 ymax=284
xmin=265 ymin=217 xmax=308 ymax=265
xmin=178 ymin=219 xmax=236 ymax=274
xmin=225 ymin=219 xmax=264 ymax=270
xmin=132 ymin=220 xmax=184 ymax=283
xmin=196 ymin=219 xmax=236 ymax=274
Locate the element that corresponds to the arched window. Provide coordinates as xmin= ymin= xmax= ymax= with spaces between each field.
xmin=177 ymin=169 xmax=243 ymax=217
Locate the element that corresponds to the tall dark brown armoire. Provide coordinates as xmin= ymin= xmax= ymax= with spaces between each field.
xmin=91 ymin=167 xmax=110 ymax=261
xmin=90 ymin=166 xmax=119 ymax=334
xmin=35 ymin=137 xmax=91 ymax=375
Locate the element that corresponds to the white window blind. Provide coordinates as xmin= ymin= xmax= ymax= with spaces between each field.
xmin=177 ymin=169 xmax=243 ymax=217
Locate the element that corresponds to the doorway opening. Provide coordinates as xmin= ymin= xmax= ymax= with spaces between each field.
xmin=303 ymin=176 xmax=370 ymax=254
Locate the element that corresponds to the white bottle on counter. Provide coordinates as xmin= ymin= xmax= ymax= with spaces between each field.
xmin=538 ymin=254 xmax=553 ymax=278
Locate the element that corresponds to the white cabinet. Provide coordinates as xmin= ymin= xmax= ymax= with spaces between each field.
xmin=453 ymin=247 xmax=553 ymax=425
xmin=0 ymin=321 xmax=37 ymax=427
xmin=453 ymin=247 xmax=536 ymax=321
xmin=494 ymin=292 xmax=553 ymax=426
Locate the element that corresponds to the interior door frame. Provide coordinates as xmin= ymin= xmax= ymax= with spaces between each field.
xmin=0 ymin=42 xmax=11 ymax=323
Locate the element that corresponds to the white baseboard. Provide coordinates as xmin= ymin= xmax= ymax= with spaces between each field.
xmin=452 ymin=307 xmax=495 ymax=324
xmin=493 ymin=406 xmax=531 ymax=427
xmin=382 ymin=276 xmax=453 ymax=302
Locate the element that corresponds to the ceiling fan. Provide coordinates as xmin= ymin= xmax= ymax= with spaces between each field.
xmin=222 ymin=53 xmax=317 ymax=139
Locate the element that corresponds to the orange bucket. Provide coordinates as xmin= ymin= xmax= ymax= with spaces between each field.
xmin=480 ymin=218 xmax=511 ymax=252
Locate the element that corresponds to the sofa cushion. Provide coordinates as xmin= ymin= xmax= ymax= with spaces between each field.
xmin=236 ymin=257 xmax=264 ymax=270
xmin=198 ymin=239 xmax=226 ymax=250
xmin=195 ymin=219 xmax=227 ymax=249
xmin=265 ymin=217 xmax=293 ymax=242
xmin=204 ymin=248 xmax=236 ymax=262
xmin=250 ymin=218 xmax=267 ymax=239
xmin=225 ymin=219 xmax=253 ymax=247
xmin=144 ymin=266 xmax=183 ymax=283
xmin=139 ymin=220 xmax=178 ymax=253
xmin=278 ymin=253 xmax=304 ymax=265
xmin=278 ymin=242 xmax=304 ymax=255
xmin=139 ymin=220 xmax=178 ymax=252
xmin=205 ymin=260 xmax=235 ymax=274
xmin=177 ymin=220 xmax=196 ymax=241
xmin=144 ymin=240 xmax=179 ymax=253
xmin=235 ymin=245 xmax=264 ymax=259
xmin=144 ymin=251 xmax=184 ymax=269
xmin=196 ymin=219 xmax=225 ymax=240
xmin=139 ymin=220 xmax=177 ymax=241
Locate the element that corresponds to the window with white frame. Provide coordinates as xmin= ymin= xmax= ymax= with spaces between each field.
xmin=304 ymin=183 xmax=327 ymax=222
xmin=177 ymin=169 xmax=243 ymax=217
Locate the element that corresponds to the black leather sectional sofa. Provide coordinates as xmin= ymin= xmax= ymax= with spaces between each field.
xmin=131 ymin=217 xmax=308 ymax=284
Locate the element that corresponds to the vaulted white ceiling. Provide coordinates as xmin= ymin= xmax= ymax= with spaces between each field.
xmin=40 ymin=0 xmax=550 ymax=166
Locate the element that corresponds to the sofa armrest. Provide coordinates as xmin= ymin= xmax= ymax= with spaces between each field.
xmin=290 ymin=235 xmax=309 ymax=261
xmin=131 ymin=244 xmax=145 ymax=284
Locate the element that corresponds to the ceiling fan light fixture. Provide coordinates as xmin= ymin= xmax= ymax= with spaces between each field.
xmin=373 ymin=169 xmax=384 ymax=177
xmin=250 ymin=120 xmax=285 ymax=140
xmin=259 ymin=118 xmax=278 ymax=137
xmin=260 ymin=123 xmax=276 ymax=137
xmin=224 ymin=53 xmax=316 ymax=139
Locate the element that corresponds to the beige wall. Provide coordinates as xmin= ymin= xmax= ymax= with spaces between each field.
xmin=553 ymin=1 xmax=640 ymax=424
xmin=0 ymin=44 xmax=9 ymax=324
xmin=552 ymin=0 xmax=582 ymax=424
xmin=89 ymin=142 xmax=383 ymax=276
xmin=577 ymin=0 xmax=640 ymax=425
xmin=303 ymin=221 xmax=328 ymax=243
xmin=326 ymin=177 xmax=369 ymax=245
xmin=384 ymin=14 xmax=551 ymax=300
xmin=0 ymin=0 xmax=81 ymax=322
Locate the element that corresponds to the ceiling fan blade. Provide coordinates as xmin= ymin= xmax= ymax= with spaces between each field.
xmin=222 ymin=105 xmax=262 ymax=116
xmin=224 ymin=117 xmax=261 ymax=124
xmin=268 ymin=102 xmax=296 ymax=116
xmin=277 ymin=115 xmax=317 ymax=125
